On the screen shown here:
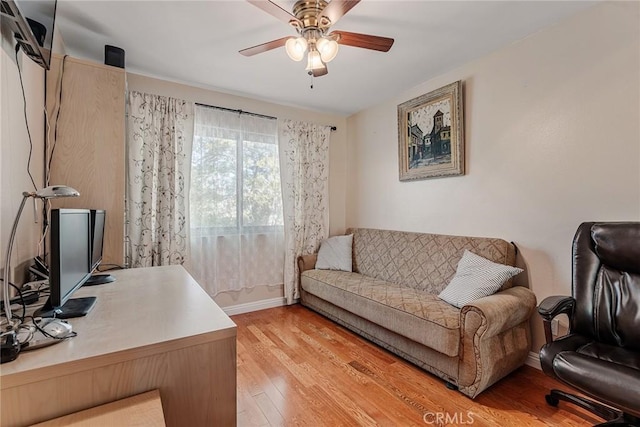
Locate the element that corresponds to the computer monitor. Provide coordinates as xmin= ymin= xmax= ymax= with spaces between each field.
xmin=90 ymin=209 xmax=105 ymax=271
xmin=83 ymin=209 xmax=115 ymax=286
xmin=35 ymin=209 xmax=96 ymax=318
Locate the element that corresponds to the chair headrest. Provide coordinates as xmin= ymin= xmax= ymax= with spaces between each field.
xmin=591 ymin=222 xmax=640 ymax=274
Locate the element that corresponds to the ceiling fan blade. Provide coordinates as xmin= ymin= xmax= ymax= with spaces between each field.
xmin=319 ymin=0 xmax=360 ymax=26
xmin=246 ymin=0 xmax=301 ymax=26
xmin=331 ymin=30 xmax=394 ymax=52
xmin=239 ymin=37 xmax=290 ymax=57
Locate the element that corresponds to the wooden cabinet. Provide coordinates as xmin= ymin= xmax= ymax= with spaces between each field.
xmin=46 ymin=54 xmax=125 ymax=265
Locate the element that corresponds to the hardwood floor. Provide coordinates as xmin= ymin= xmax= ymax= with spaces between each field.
xmin=233 ymin=306 xmax=598 ymax=426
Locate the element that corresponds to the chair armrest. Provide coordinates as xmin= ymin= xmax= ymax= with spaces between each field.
xmin=537 ymin=295 xmax=575 ymax=344
xmin=461 ymin=286 xmax=537 ymax=338
xmin=538 ymin=295 xmax=575 ymax=319
xmin=297 ymin=254 xmax=317 ymax=273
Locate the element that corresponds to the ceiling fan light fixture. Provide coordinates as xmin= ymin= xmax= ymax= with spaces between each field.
xmin=285 ymin=36 xmax=308 ymax=61
xmin=305 ymin=49 xmax=326 ymax=72
xmin=242 ymin=0 xmax=395 ymax=77
xmin=316 ymin=37 xmax=339 ymax=63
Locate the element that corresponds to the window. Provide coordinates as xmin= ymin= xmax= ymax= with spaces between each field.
xmin=190 ymin=107 xmax=283 ymax=235
xmin=188 ymin=105 xmax=284 ymax=295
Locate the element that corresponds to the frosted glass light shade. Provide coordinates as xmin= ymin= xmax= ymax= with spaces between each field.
xmin=305 ymin=50 xmax=325 ymax=71
xmin=317 ymin=37 xmax=339 ymax=63
xmin=285 ymin=37 xmax=308 ymax=62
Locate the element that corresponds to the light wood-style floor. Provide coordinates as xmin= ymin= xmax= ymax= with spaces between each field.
xmin=233 ymin=306 xmax=598 ymax=426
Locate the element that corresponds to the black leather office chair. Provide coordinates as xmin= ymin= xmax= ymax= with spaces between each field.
xmin=538 ymin=222 xmax=640 ymax=426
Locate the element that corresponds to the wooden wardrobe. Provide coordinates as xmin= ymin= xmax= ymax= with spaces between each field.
xmin=46 ymin=54 xmax=126 ymax=266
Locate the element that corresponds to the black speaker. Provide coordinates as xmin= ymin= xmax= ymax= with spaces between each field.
xmin=104 ymin=45 xmax=125 ymax=69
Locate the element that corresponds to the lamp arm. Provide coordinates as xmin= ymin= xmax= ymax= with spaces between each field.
xmin=3 ymin=194 xmax=30 ymax=330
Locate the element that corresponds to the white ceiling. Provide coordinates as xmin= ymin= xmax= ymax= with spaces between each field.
xmin=54 ymin=0 xmax=597 ymax=116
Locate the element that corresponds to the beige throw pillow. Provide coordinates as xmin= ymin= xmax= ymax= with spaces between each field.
xmin=315 ymin=234 xmax=353 ymax=272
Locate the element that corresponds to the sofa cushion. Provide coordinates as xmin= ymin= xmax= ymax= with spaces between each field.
xmin=348 ymin=228 xmax=516 ymax=294
xmin=301 ymin=269 xmax=461 ymax=356
xmin=316 ymin=234 xmax=353 ymax=272
xmin=438 ymin=250 xmax=524 ymax=308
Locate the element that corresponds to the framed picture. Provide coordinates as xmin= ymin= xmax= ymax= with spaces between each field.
xmin=397 ymin=81 xmax=464 ymax=181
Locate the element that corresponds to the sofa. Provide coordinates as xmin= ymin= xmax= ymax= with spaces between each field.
xmin=297 ymin=228 xmax=537 ymax=398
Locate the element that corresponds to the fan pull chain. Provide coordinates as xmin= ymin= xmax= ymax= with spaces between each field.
xmin=309 ymin=71 xmax=314 ymax=89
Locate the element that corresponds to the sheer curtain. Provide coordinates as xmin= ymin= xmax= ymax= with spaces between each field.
xmin=187 ymin=105 xmax=284 ymax=296
xmin=126 ymin=91 xmax=194 ymax=268
xmin=278 ymin=119 xmax=331 ymax=304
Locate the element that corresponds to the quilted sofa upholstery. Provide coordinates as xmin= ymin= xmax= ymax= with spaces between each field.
xmin=298 ymin=228 xmax=537 ymax=398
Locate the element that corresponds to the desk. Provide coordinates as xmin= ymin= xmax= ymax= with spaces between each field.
xmin=0 ymin=266 xmax=237 ymax=426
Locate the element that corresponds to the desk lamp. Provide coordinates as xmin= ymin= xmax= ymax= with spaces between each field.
xmin=2 ymin=185 xmax=79 ymax=331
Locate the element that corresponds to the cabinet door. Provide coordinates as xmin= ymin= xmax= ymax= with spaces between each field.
xmin=46 ymin=55 xmax=126 ymax=266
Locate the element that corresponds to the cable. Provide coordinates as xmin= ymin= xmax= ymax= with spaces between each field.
xmin=13 ymin=316 xmax=77 ymax=353
xmin=14 ymin=45 xmax=37 ymax=191
xmin=16 ymin=323 xmax=34 ymax=345
xmin=39 ymin=109 xmax=53 ymax=257
xmin=44 ymin=75 xmax=53 ymax=185
xmin=19 ymin=315 xmax=77 ymax=342
xmin=9 ymin=283 xmax=27 ymax=321
xmin=39 ymin=56 xmax=67 ymax=258
xmin=0 ymin=280 xmax=27 ymax=323
xmin=48 ymin=54 xmax=68 ymax=176
xmin=37 ymin=202 xmax=51 ymax=258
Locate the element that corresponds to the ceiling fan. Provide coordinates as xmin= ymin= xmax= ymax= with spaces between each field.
xmin=240 ymin=0 xmax=394 ymax=77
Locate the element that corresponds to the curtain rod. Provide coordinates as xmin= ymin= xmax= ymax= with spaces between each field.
xmin=195 ymin=102 xmax=337 ymax=131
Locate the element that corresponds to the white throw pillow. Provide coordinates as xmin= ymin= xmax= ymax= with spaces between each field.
xmin=438 ymin=250 xmax=523 ymax=308
xmin=315 ymin=234 xmax=353 ymax=272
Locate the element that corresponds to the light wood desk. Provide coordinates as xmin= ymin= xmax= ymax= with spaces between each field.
xmin=0 ymin=266 xmax=237 ymax=426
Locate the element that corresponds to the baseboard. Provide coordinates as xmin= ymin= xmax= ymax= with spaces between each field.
xmin=525 ymin=351 xmax=541 ymax=370
xmin=222 ymin=297 xmax=287 ymax=316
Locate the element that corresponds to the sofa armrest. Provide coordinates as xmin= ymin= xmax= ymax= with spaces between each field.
xmin=297 ymin=254 xmax=317 ymax=293
xmin=461 ymin=286 xmax=537 ymax=338
xmin=458 ymin=286 xmax=537 ymax=398
xmin=297 ymin=254 xmax=317 ymax=273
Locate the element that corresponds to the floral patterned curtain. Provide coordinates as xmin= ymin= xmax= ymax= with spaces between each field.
xmin=278 ymin=119 xmax=331 ymax=304
xmin=126 ymin=91 xmax=194 ymax=268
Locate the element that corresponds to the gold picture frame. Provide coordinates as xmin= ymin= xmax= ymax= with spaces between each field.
xmin=398 ymin=81 xmax=464 ymax=181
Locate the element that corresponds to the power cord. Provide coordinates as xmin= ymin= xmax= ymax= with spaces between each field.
xmin=28 ymin=316 xmax=77 ymax=340
xmin=48 ymin=54 xmax=68 ymax=178
xmin=14 ymin=43 xmax=37 ymax=192
xmin=0 ymin=280 xmax=27 ymax=323
xmin=17 ymin=316 xmax=77 ymax=352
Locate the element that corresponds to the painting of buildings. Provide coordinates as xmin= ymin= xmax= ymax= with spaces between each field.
xmin=397 ymin=81 xmax=463 ymax=181
xmin=407 ymin=106 xmax=452 ymax=169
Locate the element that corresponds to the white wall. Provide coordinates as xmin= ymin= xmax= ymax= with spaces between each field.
xmin=345 ymin=1 xmax=640 ymax=350
xmin=126 ymin=73 xmax=348 ymax=308
xmin=1 ymin=28 xmax=46 ymax=286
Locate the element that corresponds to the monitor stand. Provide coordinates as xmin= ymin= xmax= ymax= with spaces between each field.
xmin=34 ymin=297 xmax=97 ymax=319
xmin=83 ymin=273 xmax=116 ymax=286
